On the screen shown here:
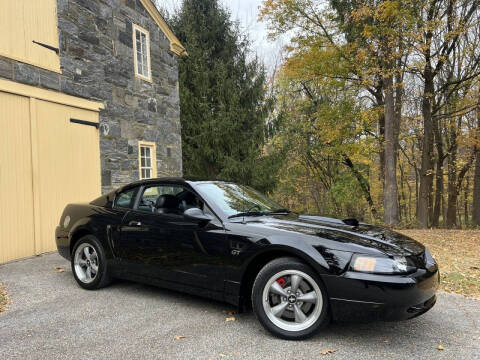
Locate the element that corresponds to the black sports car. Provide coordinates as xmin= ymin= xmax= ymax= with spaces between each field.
xmin=56 ymin=178 xmax=439 ymax=339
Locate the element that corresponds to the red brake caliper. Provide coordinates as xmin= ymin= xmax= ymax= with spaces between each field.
xmin=276 ymin=277 xmax=286 ymax=287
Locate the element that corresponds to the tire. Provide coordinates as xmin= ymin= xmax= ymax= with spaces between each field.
xmin=252 ymin=257 xmax=329 ymax=340
xmin=71 ymin=235 xmax=112 ymax=290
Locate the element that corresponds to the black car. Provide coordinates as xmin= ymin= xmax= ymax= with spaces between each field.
xmin=56 ymin=178 xmax=439 ymax=339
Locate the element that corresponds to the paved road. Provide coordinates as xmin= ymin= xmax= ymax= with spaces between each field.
xmin=1 ymin=253 xmax=479 ymax=360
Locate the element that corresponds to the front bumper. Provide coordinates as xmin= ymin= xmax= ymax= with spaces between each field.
xmin=323 ymin=266 xmax=440 ymax=322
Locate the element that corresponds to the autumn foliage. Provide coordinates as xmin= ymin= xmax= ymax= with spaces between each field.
xmin=260 ymin=0 xmax=480 ymax=228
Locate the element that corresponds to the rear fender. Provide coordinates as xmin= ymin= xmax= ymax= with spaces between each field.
xmin=68 ymin=215 xmax=115 ymax=260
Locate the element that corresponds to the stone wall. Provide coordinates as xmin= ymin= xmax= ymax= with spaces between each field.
xmin=0 ymin=0 xmax=182 ymax=194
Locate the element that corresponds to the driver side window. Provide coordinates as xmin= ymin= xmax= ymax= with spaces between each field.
xmin=137 ymin=185 xmax=203 ymax=214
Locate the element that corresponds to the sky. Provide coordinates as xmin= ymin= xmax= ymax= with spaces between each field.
xmin=219 ymin=0 xmax=286 ymax=70
xmin=161 ymin=0 xmax=287 ymax=72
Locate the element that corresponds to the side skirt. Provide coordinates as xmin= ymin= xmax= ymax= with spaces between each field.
xmin=111 ymin=270 xmax=237 ymax=306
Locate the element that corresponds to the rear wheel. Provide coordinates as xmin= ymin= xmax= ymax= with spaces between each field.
xmin=252 ymin=257 xmax=329 ymax=340
xmin=71 ymin=235 xmax=111 ymax=290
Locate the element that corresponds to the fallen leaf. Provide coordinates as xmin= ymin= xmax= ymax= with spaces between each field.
xmin=225 ymin=317 xmax=236 ymax=322
xmin=320 ymin=349 xmax=337 ymax=355
xmin=437 ymin=344 xmax=444 ymax=350
xmin=173 ymin=335 xmax=186 ymax=340
xmin=54 ymin=267 xmax=64 ymax=273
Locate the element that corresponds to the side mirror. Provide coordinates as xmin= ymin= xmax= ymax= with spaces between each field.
xmin=184 ymin=207 xmax=213 ymax=224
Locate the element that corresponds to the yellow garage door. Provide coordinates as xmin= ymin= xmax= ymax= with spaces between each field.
xmin=0 ymin=85 xmax=102 ymax=263
xmin=33 ymin=99 xmax=101 ymax=254
xmin=0 ymin=92 xmax=36 ymax=262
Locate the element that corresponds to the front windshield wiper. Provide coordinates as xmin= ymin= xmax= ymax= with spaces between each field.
xmin=228 ymin=209 xmax=291 ymax=219
xmin=266 ymin=209 xmax=291 ymax=215
xmin=228 ymin=211 xmax=265 ymax=219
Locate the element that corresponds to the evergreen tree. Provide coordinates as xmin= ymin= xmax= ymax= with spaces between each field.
xmin=171 ymin=0 xmax=276 ymax=190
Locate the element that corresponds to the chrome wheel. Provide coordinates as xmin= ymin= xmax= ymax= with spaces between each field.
xmin=73 ymin=243 xmax=99 ymax=284
xmin=262 ymin=270 xmax=323 ymax=332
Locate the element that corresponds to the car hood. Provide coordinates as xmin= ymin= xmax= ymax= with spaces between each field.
xmin=243 ymin=214 xmax=425 ymax=256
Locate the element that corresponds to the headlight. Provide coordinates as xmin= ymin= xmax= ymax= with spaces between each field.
xmin=350 ymin=255 xmax=416 ymax=274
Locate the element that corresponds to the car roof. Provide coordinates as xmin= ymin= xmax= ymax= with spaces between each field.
xmin=116 ymin=177 xmax=234 ymax=192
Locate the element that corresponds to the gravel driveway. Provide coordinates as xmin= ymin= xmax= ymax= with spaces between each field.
xmin=1 ymin=253 xmax=479 ymax=360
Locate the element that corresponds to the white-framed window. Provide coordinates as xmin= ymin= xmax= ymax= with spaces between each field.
xmin=138 ymin=141 xmax=157 ymax=179
xmin=132 ymin=24 xmax=152 ymax=81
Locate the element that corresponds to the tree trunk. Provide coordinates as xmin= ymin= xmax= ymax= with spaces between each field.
xmin=464 ymin=177 xmax=469 ymax=226
xmin=442 ymin=187 xmax=447 ymax=227
xmin=375 ymin=87 xmax=385 ymax=187
xmin=432 ymin=157 xmax=444 ymax=227
xmin=457 ymin=198 xmax=462 ymax=229
xmin=473 ymin=109 xmax=480 ymax=226
xmin=473 ymin=150 xmax=480 ymax=226
xmin=379 ymin=111 xmax=385 ymax=185
xmin=414 ymin=143 xmax=419 ymax=218
xmin=383 ymin=73 xmax=399 ymax=226
xmin=406 ymin=167 xmax=413 ymax=222
xmin=342 ymin=154 xmax=379 ymax=219
xmin=432 ymin=112 xmax=444 ymax=227
xmin=446 ymin=143 xmax=458 ymax=228
xmin=447 ymin=147 xmax=476 ymax=227
xmin=394 ymin=67 xmax=403 ymax=221
xmin=399 ymin=162 xmax=408 ymax=222
xmin=418 ymin=69 xmax=435 ymax=228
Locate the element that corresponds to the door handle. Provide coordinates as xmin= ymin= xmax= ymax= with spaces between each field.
xmin=128 ymin=221 xmax=142 ymax=227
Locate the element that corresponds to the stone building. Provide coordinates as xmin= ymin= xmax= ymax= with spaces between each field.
xmin=0 ymin=0 xmax=185 ymax=262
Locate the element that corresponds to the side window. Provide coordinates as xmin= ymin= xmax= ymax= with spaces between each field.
xmin=132 ymin=24 xmax=151 ymax=81
xmin=114 ymin=188 xmax=137 ymax=209
xmin=178 ymin=190 xmax=204 ymax=212
xmin=137 ymin=185 xmax=203 ymax=214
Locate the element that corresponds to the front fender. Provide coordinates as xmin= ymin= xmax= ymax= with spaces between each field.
xmin=233 ymin=239 xmax=336 ymax=310
xmin=243 ymin=241 xmax=330 ymax=276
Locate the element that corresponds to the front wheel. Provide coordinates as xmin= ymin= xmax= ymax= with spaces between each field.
xmin=252 ymin=257 xmax=329 ymax=340
xmin=71 ymin=235 xmax=111 ymax=290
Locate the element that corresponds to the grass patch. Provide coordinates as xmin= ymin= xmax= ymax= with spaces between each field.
xmin=399 ymin=230 xmax=480 ymax=299
xmin=0 ymin=282 xmax=9 ymax=314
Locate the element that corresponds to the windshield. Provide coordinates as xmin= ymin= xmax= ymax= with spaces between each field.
xmin=195 ymin=182 xmax=286 ymax=218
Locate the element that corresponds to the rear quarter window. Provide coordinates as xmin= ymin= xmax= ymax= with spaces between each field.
xmin=114 ymin=188 xmax=137 ymax=209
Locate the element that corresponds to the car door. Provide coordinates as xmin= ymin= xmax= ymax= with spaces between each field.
xmin=117 ymin=183 xmax=228 ymax=292
xmin=177 ymin=204 xmax=231 ymax=292
xmin=108 ymin=186 xmax=141 ymax=275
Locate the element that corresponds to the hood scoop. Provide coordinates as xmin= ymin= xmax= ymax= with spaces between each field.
xmin=342 ymin=218 xmax=359 ymax=227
